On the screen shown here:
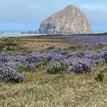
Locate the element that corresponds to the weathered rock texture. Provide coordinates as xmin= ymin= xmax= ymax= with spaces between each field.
xmin=39 ymin=5 xmax=91 ymax=35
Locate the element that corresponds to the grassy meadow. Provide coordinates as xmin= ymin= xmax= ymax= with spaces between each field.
xmin=0 ymin=35 xmax=107 ymax=107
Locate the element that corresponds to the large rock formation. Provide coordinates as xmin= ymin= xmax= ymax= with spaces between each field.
xmin=39 ymin=5 xmax=91 ymax=35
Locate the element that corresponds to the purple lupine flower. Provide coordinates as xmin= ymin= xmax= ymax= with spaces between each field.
xmin=67 ymin=58 xmax=92 ymax=73
xmin=0 ymin=63 xmax=23 ymax=82
xmin=42 ymin=52 xmax=64 ymax=61
xmin=66 ymin=51 xmax=84 ymax=58
xmin=26 ymin=52 xmax=42 ymax=63
xmin=84 ymin=51 xmax=98 ymax=59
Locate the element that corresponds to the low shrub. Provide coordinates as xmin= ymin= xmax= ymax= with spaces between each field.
xmin=0 ymin=64 xmax=23 ymax=83
xmin=5 ymin=41 xmax=18 ymax=46
xmin=36 ymin=60 xmax=48 ymax=69
xmin=17 ymin=64 xmax=26 ymax=73
xmin=24 ymin=63 xmax=36 ymax=72
xmin=95 ymin=73 xmax=104 ymax=82
xmin=46 ymin=61 xmax=66 ymax=74
xmin=67 ymin=62 xmax=91 ymax=73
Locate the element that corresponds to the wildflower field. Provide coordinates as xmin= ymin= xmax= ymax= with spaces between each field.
xmin=0 ymin=35 xmax=107 ymax=107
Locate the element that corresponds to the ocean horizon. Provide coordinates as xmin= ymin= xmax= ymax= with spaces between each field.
xmin=0 ymin=30 xmax=32 ymax=33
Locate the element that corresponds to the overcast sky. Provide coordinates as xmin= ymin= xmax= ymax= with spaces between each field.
xmin=0 ymin=0 xmax=107 ymax=32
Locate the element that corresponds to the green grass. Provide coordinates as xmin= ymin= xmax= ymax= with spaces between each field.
xmin=0 ymin=69 xmax=107 ymax=107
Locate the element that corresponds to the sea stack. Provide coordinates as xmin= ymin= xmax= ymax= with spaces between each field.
xmin=39 ymin=5 xmax=91 ymax=35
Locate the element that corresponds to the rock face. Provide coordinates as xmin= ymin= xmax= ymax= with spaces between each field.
xmin=39 ymin=5 xmax=91 ymax=35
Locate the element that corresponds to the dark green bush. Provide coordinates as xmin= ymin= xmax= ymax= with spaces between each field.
xmin=17 ymin=64 xmax=26 ymax=73
xmin=95 ymin=73 xmax=104 ymax=82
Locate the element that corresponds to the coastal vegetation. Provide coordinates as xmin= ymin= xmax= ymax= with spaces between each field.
xmin=0 ymin=35 xmax=107 ymax=106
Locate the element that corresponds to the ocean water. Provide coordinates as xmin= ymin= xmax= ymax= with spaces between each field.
xmin=0 ymin=30 xmax=40 ymax=37
xmin=0 ymin=30 xmax=21 ymax=37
